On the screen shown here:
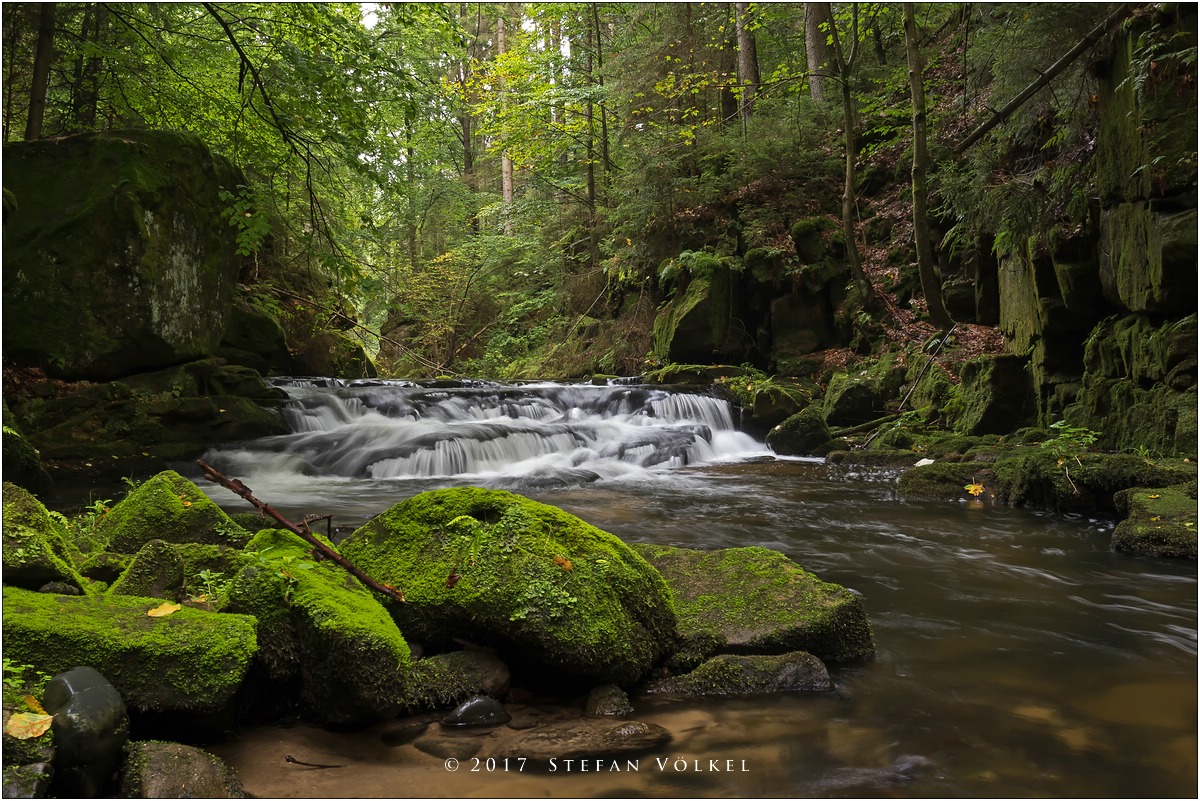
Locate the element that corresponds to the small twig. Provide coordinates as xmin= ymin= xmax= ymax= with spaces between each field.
xmin=285 ymin=755 xmax=344 ymax=769
xmin=197 ymin=460 xmax=404 ymax=603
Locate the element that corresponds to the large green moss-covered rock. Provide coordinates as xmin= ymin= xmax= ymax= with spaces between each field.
xmin=2 ymin=482 xmax=86 ymax=593
xmin=631 ymin=544 xmax=874 ymax=670
xmin=766 ymin=405 xmax=837 ymax=457
xmin=950 ymin=354 xmax=1035 ymax=436
xmin=107 ymin=539 xmax=186 ymax=601
xmin=340 ymin=488 xmax=678 ymax=686
xmin=2 ymin=401 xmax=50 ymax=495
xmin=217 ymin=299 xmax=293 ymax=376
xmin=822 ymin=353 xmax=906 ymax=427
xmin=2 ymin=130 xmax=242 ymax=380
xmin=1112 ymin=483 xmax=1197 ymax=558
xmin=94 ymin=471 xmax=249 ymax=554
xmin=1 ymin=586 xmax=257 ymax=714
xmin=226 ymin=528 xmax=412 ymax=725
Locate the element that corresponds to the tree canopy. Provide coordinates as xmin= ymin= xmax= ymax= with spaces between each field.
xmin=3 ymin=2 xmax=1194 ymax=378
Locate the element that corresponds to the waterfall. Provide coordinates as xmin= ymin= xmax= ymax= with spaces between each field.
xmin=203 ymin=378 xmax=770 ymax=488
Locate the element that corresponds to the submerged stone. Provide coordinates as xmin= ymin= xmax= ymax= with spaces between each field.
xmin=642 ymin=651 xmax=833 ymax=697
xmin=584 ymin=684 xmax=634 ymax=719
xmin=632 ymin=543 xmax=874 ymax=669
xmin=340 ymin=488 xmax=677 ymax=686
xmin=405 ymin=649 xmax=511 ymax=711
xmin=495 ymin=720 xmax=671 ymax=763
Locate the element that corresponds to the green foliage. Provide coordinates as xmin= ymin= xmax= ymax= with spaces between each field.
xmin=1 ymin=658 xmax=52 ymax=706
xmin=218 ymin=185 xmax=272 ymax=257
xmin=716 ymin=366 xmax=812 ymax=409
xmin=1040 ymin=420 xmax=1101 ymax=466
xmin=246 ymin=547 xmax=317 ymax=606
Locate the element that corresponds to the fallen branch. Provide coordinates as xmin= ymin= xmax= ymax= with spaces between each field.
xmin=197 ymin=459 xmax=405 ymax=603
xmin=831 ymin=413 xmax=903 ymax=440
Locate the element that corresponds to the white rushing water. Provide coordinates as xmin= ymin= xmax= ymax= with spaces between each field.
xmin=202 ymin=379 xmax=771 ymax=493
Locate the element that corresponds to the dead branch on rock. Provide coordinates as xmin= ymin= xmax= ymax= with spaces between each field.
xmin=197 ymin=459 xmax=405 ymax=603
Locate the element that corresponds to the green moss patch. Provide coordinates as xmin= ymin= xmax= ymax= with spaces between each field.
xmin=632 ymin=544 xmax=874 ymax=670
xmin=2 ymin=482 xmax=87 ymax=593
xmin=227 ymin=528 xmax=412 ymax=725
xmin=1112 ymin=483 xmax=1198 ymax=558
xmin=94 ymin=470 xmax=249 ymax=554
xmin=340 ymin=488 xmax=677 ymax=686
xmin=1 ymin=586 xmax=256 ymax=714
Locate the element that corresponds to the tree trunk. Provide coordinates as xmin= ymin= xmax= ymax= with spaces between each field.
xmin=70 ymin=4 xmax=107 ymax=130
xmin=825 ymin=4 xmax=869 ymax=291
xmin=457 ymin=3 xmax=478 ymax=233
xmin=4 ymin=4 xmax=25 ymax=143
xmin=903 ymin=3 xmax=952 ymax=329
xmin=805 ymin=2 xmax=836 ymax=102
xmin=590 ymin=3 xmax=610 ymax=177
xmin=584 ymin=12 xmax=596 ymax=216
xmin=25 ymin=2 xmax=56 ymax=141
xmin=497 ymin=12 xmax=514 ymax=234
xmin=734 ymin=2 xmax=760 ymax=124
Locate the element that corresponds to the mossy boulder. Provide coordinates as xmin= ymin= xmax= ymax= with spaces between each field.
xmin=897 ymin=461 xmax=994 ymax=503
xmin=12 ymin=365 xmax=288 ymax=463
xmin=94 ymin=471 xmax=249 ymax=554
xmin=292 ymin=331 xmax=377 ymax=379
xmin=1112 ymin=484 xmax=1198 ymax=558
xmin=119 ymin=741 xmax=245 ymax=798
xmin=950 ymin=354 xmax=1035 ymax=435
xmin=766 ymin=406 xmax=837 ymax=457
xmin=340 ymin=488 xmax=678 ymax=686
xmin=642 ymin=651 xmax=832 ymax=697
xmin=217 ymin=299 xmax=293 ymax=376
xmin=823 ymin=354 xmax=906 ymax=427
xmin=226 ymin=528 xmax=413 ymax=725
xmin=107 ymin=539 xmax=185 ymax=601
xmin=2 ymin=482 xmax=87 ymax=593
xmin=632 ymin=544 xmax=874 ymax=671
xmin=2 ymin=130 xmax=242 ymax=380
xmin=2 ymin=402 xmax=50 ymax=495
xmin=1 ymin=586 xmax=257 ymax=714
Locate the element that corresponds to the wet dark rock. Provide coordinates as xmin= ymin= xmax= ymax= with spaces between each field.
xmin=119 ymin=741 xmax=244 ymax=798
xmin=584 ymin=685 xmax=634 ymax=719
xmin=506 ymin=713 xmax=541 ymax=731
xmin=42 ymin=667 xmax=129 ymax=798
xmin=642 ymin=652 xmax=832 ymax=697
xmin=405 ymin=650 xmax=511 ymax=711
xmin=442 ymin=696 xmax=511 ymax=728
xmin=2 ymin=763 xmax=53 ymax=799
xmin=495 ymin=720 xmax=671 ymax=763
xmin=36 ymin=581 xmax=81 ymax=596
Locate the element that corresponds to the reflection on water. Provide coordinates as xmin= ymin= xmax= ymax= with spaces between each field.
xmin=192 ymin=384 xmax=1195 ymax=798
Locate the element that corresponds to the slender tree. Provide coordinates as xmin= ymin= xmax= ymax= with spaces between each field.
xmin=497 ymin=10 xmax=515 ymax=234
xmin=825 ymin=3 xmax=870 ymax=292
xmin=24 ymin=2 xmax=55 ymax=141
xmin=734 ymin=2 xmax=760 ymax=124
xmin=903 ymin=3 xmax=952 ymax=329
xmin=805 ymin=2 xmax=836 ymax=101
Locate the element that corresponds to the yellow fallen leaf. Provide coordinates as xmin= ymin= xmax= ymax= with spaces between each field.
xmin=553 ymin=555 xmax=573 ymax=571
xmin=964 ymin=483 xmax=985 ymax=497
xmin=22 ymin=696 xmax=45 ymax=715
xmin=1150 ymin=516 xmax=1160 ymax=522
xmin=1147 ymin=494 xmax=1161 ymax=499
xmin=4 ymin=712 xmax=54 ymax=739
xmin=147 ymin=602 xmax=181 ymax=617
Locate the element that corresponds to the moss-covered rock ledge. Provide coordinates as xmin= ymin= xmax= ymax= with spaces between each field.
xmin=340 ymin=488 xmax=678 ymax=686
xmin=632 ymin=544 xmax=875 ymax=671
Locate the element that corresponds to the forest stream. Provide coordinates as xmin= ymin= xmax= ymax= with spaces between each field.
xmin=184 ymin=380 xmax=1196 ymax=798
